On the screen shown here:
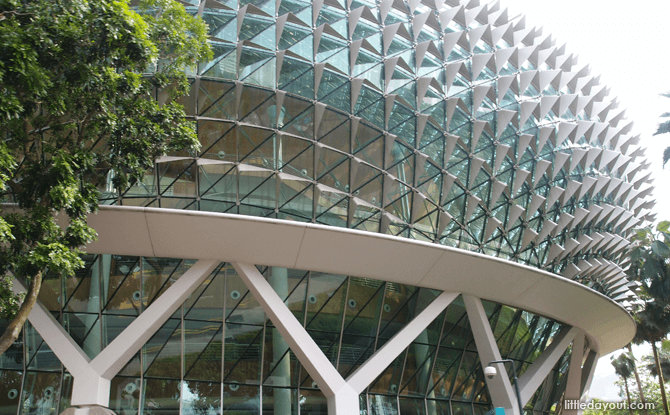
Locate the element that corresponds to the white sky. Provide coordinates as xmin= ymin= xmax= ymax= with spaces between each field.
xmin=499 ymin=0 xmax=670 ymax=401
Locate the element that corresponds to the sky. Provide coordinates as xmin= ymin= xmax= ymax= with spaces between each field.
xmin=499 ymin=0 xmax=670 ymax=401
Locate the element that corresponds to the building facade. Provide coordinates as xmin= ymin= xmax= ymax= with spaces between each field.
xmin=0 ymin=0 xmax=654 ymax=414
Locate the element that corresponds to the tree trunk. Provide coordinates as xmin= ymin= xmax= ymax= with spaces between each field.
xmin=624 ymin=378 xmax=633 ymax=415
xmin=627 ymin=343 xmax=649 ymax=415
xmin=653 ymin=341 xmax=670 ymax=415
xmin=0 ymin=272 xmax=42 ymax=356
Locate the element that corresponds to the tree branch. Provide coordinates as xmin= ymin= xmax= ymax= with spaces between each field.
xmin=0 ymin=271 xmax=43 ymax=356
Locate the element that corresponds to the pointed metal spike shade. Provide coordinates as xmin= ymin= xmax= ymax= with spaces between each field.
xmin=121 ymin=0 xmax=655 ymax=319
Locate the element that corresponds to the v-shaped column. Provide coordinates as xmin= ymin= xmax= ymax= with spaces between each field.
xmin=232 ymin=262 xmax=458 ymax=415
xmin=464 ymin=295 xmax=586 ymax=415
xmin=13 ymin=259 xmax=220 ymax=409
xmin=463 ymin=294 xmax=519 ymax=415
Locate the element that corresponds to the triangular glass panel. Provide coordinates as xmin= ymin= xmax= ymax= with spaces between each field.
xmin=279 ymin=183 xmax=313 ymax=220
xmin=315 ymin=196 xmax=349 ymax=227
xmin=143 ymin=318 xmax=181 ymax=377
xmin=199 ymin=163 xmax=237 ymax=202
xmin=388 ymin=101 xmax=414 ymax=132
xmin=223 ymin=323 xmax=263 ymax=384
xmin=278 ymin=135 xmax=313 ymax=177
xmin=240 ymin=51 xmax=276 ymax=88
xmin=321 ymin=81 xmax=351 ymax=113
xmin=317 ymin=110 xmax=349 ymax=148
xmin=278 ymin=0 xmax=311 ymax=16
xmin=281 ymin=98 xmax=314 ymax=139
xmin=199 ymin=80 xmax=236 ymax=119
xmin=338 ymin=277 xmax=385 ymax=376
xmin=354 ymin=51 xmax=382 ymax=78
xmin=199 ymin=120 xmax=236 ymax=160
xmin=103 ymin=257 xmax=141 ymax=316
xmin=317 ymin=70 xmax=348 ymax=102
xmin=317 ymin=150 xmax=349 ymax=190
xmin=142 ymin=258 xmax=191 ymax=309
xmin=201 ymin=46 xmax=237 ymax=80
xmin=202 ymin=10 xmax=236 ymax=35
xmin=317 ymin=39 xmax=347 ymax=64
xmin=355 ymin=137 xmax=383 ymax=169
xmin=183 ymin=321 xmax=223 ymax=381
xmin=239 ymin=87 xmax=276 ymax=126
xmin=315 ymin=4 xmax=346 ymax=27
xmin=239 ymin=171 xmax=277 ymax=209
xmin=239 ymin=14 xmax=274 ymax=42
xmin=280 ymin=58 xmax=314 ymax=98
xmin=280 ymin=27 xmax=313 ymax=60
xmin=184 ymin=265 xmax=225 ymax=321
xmin=157 ymin=159 xmax=197 ymax=198
xmin=354 ymin=87 xmax=384 ymax=128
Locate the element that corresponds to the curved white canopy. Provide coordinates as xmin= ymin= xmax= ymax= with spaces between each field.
xmin=84 ymin=205 xmax=635 ymax=355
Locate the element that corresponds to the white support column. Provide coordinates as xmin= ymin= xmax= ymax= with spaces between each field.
xmin=232 ymin=262 xmax=359 ymax=415
xmin=13 ymin=259 xmax=219 ymax=410
xmin=233 ymin=262 xmax=460 ymax=415
xmin=517 ymin=326 xmax=578 ymax=405
xmin=563 ymin=330 xmax=586 ymax=415
xmin=463 ymin=295 xmax=518 ymax=415
xmin=88 ymin=259 xmax=219 ymax=381
xmin=346 ymin=292 xmax=459 ymax=394
xmin=11 ymin=278 xmax=108 ymax=407
xmin=580 ymin=350 xmax=599 ymax=398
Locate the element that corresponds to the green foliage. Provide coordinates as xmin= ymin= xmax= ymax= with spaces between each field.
xmin=0 ymin=0 xmax=211 ymax=322
xmin=654 ymin=93 xmax=670 ymax=167
xmin=585 ymin=357 xmax=665 ymax=415
xmin=644 ymin=348 xmax=670 ymax=380
xmin=612 ymin=351 xmax=636 ymax=380
xmin=627 ymin=222 xmax=670 ymax=302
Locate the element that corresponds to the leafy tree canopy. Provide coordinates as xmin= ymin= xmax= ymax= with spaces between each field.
xmin=627 ymin=221 xmax=670 ymax=303
xmin=0 ymin=0 xmax=211 ymax=354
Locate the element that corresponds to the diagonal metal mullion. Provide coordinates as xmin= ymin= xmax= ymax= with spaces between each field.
xmin=222 ymin=326 xmax=264 ymax=382
xmin=262 ymin=347 xmax=292 ymax=384
xmin=158 ymin=160 xmax=197 ymax=196
xmin=509 ymin=315 xmax=540 ymax=361
xmin=340 ymin=282 xmax=385 ymax=335
xmin=424 ymin=309 xmax=449 ymax=398
xmin=184 ymin=265 xmax=225 ymax=317
xmin=305 ymin=277 xmax=348 ymax=328
xmin=61 ymin=256 xmax=99 ymax=311
xmin=199 ymin=86 xmax=234 ymax=118
xmin=398 ymin=344 xmax=438 ymax=394
xmin=425 ymin=347 xmax=464 ymax=398
xmin=199 ymin=166 xmax=237 ymax=199
xmin=448 ymin=319 xmax=472 ymax=398
xmin=500 ymin=310 xmax=524 ymax=358
xmin=145 ymin=259 xmax=184 ymax=308
xmin=225 ymin=290 xmax=252 ymax=321
xmin=102 ymin=258 xmax=140 ymax=312
xmin=143 ymin=320 xmax=182 ymax=375
xmin=183 ymin=323 xmax=224 ymax=379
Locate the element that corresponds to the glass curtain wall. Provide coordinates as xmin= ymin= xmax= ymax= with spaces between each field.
xmin=0 ymin=255 xmax=572 ymax=415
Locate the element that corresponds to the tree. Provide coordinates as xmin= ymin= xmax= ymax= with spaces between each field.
xmin=627 ymin=222 xmax=670 ymax=415
xmin=584 ymin=358 xmax=664 ymax=415
xmin=629 ymin=343 xmax=651 ymax=415
xmin=612 ymin=351 xmax=636 ymax=415
xmin=627 ymin=222 xmax=670 ymax=302
xmin=645 ymin=344 xmax=670 ymax=380
xmin=0 ymin=0 xmax=212 ymax=355
xmin=653 ymin=92 xmax=670 ymax=167
xmin=632 ymin=302 xmax=670 ymax=415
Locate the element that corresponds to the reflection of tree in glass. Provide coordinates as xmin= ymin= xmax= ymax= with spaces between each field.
xmin=182 ymin=382 xmax=220 ymax=415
